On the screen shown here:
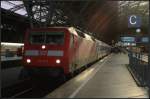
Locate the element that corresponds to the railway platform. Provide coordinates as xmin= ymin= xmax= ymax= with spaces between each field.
xmin=1 ymin=56 xmax=22 ymax=87
xmin=1 ymin=56 xmax=22 ymax=62
xmin=45 ymin=53 xmax=148 ymax=98
xmin=1 ymin=56 xmax=22 ymax=69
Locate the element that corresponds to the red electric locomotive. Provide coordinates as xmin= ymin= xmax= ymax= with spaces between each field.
xmin=20 ymin=27 xmax=110 ymax=79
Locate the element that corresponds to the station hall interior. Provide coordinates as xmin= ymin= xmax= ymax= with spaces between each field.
xmin=1 ymin=0 xmax=150 ymax=98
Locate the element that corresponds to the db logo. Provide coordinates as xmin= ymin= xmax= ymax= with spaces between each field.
xmin=128 ymin=15 xmax=141 ymax=28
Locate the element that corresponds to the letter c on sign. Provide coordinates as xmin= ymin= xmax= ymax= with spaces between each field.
xmin=129 ymin=15 xmax=137 ymax=25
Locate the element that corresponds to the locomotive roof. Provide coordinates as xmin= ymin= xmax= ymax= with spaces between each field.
xmin=29 ymin=26 xmax=95 ymax=41
xmin=68 ymin=27 xmax=94 ymax=41
xmin=49 ymin=27 xmax=110 ymax=46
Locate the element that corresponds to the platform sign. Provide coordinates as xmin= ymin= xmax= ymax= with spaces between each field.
xmin=141 ymin=37 xmax=149 ymax=43
xmin=121 ymin=36 xmax=149 ymax=44
xmin=128 ymin=15 xmax=141 ymax=28
xmin=135 ymin=36 xmax=149 ymax=44
xmin=121 ymin=37 xmax=135 ymax=43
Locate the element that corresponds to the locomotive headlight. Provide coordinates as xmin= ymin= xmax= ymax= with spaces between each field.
xmin=56 ymin=59 xmax=61 ymax=64
xmin=26 ymin=59 xmax=31 ymax=63
xmin=42 ymin=45 xmax=46 ymax=49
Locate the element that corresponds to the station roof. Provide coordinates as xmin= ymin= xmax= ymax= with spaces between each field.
xmin=1 ymin=1 xmax=27 ymax=16
xmin=1 ymin=1 xmax=148 ymax=17
xmin=118 ymin=1 xmax=149 ymax=17
xmin=1 ymin=0 xmax=149 ymax=44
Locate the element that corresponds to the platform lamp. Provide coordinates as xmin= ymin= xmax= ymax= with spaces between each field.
xmin=136 ymin=28 xmax=141 ymax=33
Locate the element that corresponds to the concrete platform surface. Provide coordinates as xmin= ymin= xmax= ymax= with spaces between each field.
xmin=45 ymin=53 xmax=148 ymax=98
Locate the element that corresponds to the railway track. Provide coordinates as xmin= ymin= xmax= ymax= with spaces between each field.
xmin=1 ymin=77 xmax=67 ymax=98
xmin=2 ymin=55 xmax=109 ymax=98
xmin=2 ymin=69 xmax=87 ymax=98
xmin=1 ymin=78 xmax=32 ymax=97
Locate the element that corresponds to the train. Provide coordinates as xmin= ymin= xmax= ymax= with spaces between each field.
xmin=1 ymin=42 xmax=24 ymax=57
xmin=20 ymin=27 xmax=111 ymax=79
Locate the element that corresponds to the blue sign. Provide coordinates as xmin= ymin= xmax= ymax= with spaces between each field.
xmin=135 ymin=36 xmax=149 ymax=43
xmin=121 ymin=37 xmax=135 ymax=43
xmin=141 ymin=37 xmax=149 ymax=43
xmin=121 ymin=36 xmax=149 ymax=44
xmin=128 ymin=15 xmax=141 ymax=28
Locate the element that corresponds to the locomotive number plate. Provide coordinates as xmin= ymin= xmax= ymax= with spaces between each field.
xmin=39 ymin=51 xmax=47 ymax=56
xmin=38 ymin=59 xmax=48 ymax=63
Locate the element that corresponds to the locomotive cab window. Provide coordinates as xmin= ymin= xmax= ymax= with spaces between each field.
xmin=30 ymin=34 xmax=45 ymax=44
xmin=46 ymin=32 xmax=64 ymax=45
xmin=30 ymin=32 xmax=64 ymax=45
